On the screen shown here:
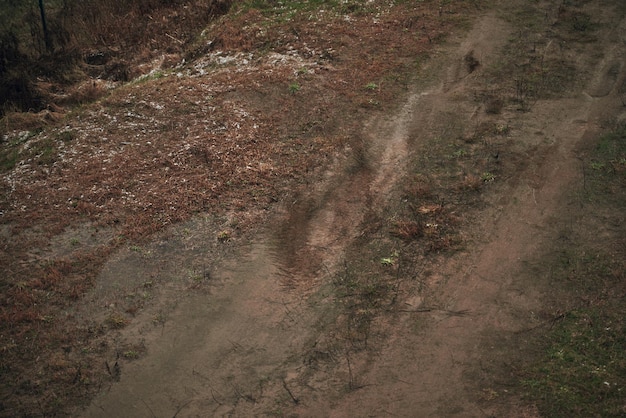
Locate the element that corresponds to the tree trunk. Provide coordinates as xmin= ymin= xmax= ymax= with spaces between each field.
xmin=38 ymin=0 xmax=52 ymax=52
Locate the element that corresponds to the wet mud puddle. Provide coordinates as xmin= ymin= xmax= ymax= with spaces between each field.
xmin=83 ymin=239 xmax=311 ymax=416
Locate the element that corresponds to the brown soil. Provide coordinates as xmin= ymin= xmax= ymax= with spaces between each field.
xmin=1 ymin=0 xmax=625 ymax=416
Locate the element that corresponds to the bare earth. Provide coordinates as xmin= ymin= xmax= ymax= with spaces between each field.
xmin=81 ymin=2 xmax=625 ymax=417
xmin=2 ymin=0 xmax=625 ymax=417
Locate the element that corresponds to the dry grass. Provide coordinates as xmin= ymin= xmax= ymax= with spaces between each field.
xmin=64 ymin=80 xmax=110 ymax=105
xmin=390 ymin=219 xmax=423 ymax=241
xmin=460 ymin=173 xmax=483 ymax=191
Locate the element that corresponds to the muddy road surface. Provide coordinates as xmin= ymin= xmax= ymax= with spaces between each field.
xmin=77 ymin=1 xmax=626 ymax=417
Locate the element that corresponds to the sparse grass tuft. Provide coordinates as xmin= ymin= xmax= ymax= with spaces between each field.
xmin=217 ymin=230 xmax=231 ymax=242
xmin=480 ymin=171 xmax=495 ymax=182
xmin=460 ymin=173 xmax=483 ymax=191
xmin=403 ymin=176 xmax=432 ymax=199
xmin=484 ymin=95 xmax=504 ymax=114
xmin=105 ymin=312 xmax=130 ymax=329
xmin=464 ymin=50 xmax=480 ymax=73
xmin=288 ymin=82 xmax=301 ymax=94
xmin=0 ymin=147 xmax=19 ymax=172
xmin=66 ymin=81 xmax=109 ymax=105
xmin=584 ymin=121 xmax=626 ymax=201
xmin=332 ymin=259 xmax=395 ymax=350
xmin=390 ymin=220 xmax=423 ymax=240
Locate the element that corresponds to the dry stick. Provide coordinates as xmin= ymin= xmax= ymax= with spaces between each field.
xmin=390 ymin=255 xmax=404 ymax=305
xmin=166 ymin=33 xmax=183 ymax=44
xmin=321 ymin=261 xmax=333 ymax=278
xmin=140 ymin=399 xmax=156 ymax=418
xmin=210 ymin=389 xmax=223 ymax=406
xmin=282 ymin=379 xmax=299 ymax=405
xmin=578 ymin=156 xmax=587 ymax=191
xmin=283 ymin=299 xmax=297 ymax=323
xmin=192 ymin=369 xmax=224 ymax=405
xmin=514 ymin=312 xmax=567 ymax=334
xmin=172 ymin=400 xmax=192 ymax=418
xmin=227 ymin=338 xmax=243 ymax=351
xmin=232 ymin=384 xmax=256 ymax=403
xmin=346 ymin=350 xmax=354 ymax=389
xmin=395 ymin=307 xmax=433 ymax=313
xmin=394 ymin=307 xmax=471 ymax=316
xmin=343 ymin=350 xmax=375 ymax=390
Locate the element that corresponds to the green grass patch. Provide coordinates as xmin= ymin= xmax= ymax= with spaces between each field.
xmin=490 ymin=0 xmax=596 ymax=111
xmin=521 ymin=308 xmax=626 ymax=417
xmin=0 ymin=147 xmax=18 ymax=171
xmin=584 ymin=122 xmax=626 ymax=202
xmin=55 ymin=129 xmax=75 ymax=142
xmin=518 ymin=123 xmax=626 ymax=418
xmin=594 ymin=123 xmax=626 ymax=161
xmin=33 ymin=137 xmax=59 ymax=166
xmin=0 ymin=129 xmax=43 ymax=172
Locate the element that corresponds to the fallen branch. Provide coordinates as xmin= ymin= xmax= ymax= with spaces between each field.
xmin=393 ymin=307 xmax=471 ymax=316
xmin=172 ymin=400 xmax=192 ymax=418
xmin=514 ymin=312 xmax=567 ymax=334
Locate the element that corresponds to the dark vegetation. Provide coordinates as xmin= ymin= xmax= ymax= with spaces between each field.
xmin=0 ymin=0 xmax=232 ymax=114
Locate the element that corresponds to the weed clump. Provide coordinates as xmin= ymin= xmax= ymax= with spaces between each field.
xmin=390 ymin=219 xmax=423 ymax=241
xmin=464 ymin=50 xmax=480 ymax=73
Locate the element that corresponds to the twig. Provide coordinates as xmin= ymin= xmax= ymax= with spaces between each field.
xmin=232 ymin=384 xmax=256 ymax=403
xmin=578 ymin=156 xmax=587 ymax=191
xmin=394 ymin=307 xmax=471 ymax=316
xmin=227 ymin=339 xmax=243 ymax=351
xmin=166 ymin=33 xmax=183 ymax=45
xmin=346 ymin=351 xmax=354 ymax=389
xmin=395 ymin=308 xmax=433 ymax=313
xmin=141 ymin=399 xmax=156 ymax=418
xmin=514 ymin=312 xmax=567 ymax=334
xmin=345 ymin=350 xmax=369 ymax=390
xmin=172 ymin=400 xmax=192 ymax=418
xmin=192 ymin=369 xmax=224 ymax=405
xmin=278 ymin=298 xmax=296 ymax=322
xmin=445 ymin=309 xmax=471 ymax=317
xmin=210 ymin=389 xmax=223 ymax=406
xmin=282 ymin=379 xmax=299 ymax=405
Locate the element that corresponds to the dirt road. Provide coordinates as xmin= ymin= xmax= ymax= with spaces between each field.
xmin=75 ymin=1 xmax=626 ymax=417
